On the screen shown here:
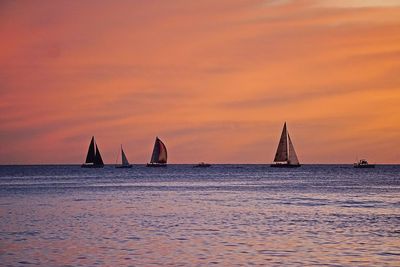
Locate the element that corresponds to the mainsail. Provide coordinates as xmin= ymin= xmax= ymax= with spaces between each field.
xmin=273 ymin=123 xmax=288 ymax=162
xmin=85 ymin=136 xmax=96 ymax=163
xmin=272 ymin=122 xmax=300 ymax=166
xmin=121 ymin=146 xmax=130 ymax=166
xmin=150 ymin=137 xmax=167 ymax=164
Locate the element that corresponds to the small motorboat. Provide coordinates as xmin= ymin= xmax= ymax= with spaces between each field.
xmin=193 ymin=162 xmax=211 ymax=168
xmin=353 ymin=159 xmax=375 ymax=168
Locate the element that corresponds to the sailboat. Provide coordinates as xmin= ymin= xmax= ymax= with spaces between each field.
xmin=115 ymin=145 xmax=133 ymax=168
xmin=81 ymin=136 xmax=104 ymax=168
xmin=146 ymin=137 xmax=167 ymax=167
xmin=271 ymin=122 xmax=301 ymax=167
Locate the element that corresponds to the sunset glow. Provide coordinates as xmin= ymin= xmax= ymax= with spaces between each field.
xmin=1 ymin=0 xmax=400 ymax=164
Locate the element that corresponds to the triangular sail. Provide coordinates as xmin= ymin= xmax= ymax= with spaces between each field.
xmin=94 ymin=144 xmax=104 ymax=166
xmin=121 ymin=146 xmax=130 ymax=166
xmin=273 ymin=123 xmax=288 ymax=162
xmin=150 ymin=137 xmax=167 ymax=164
xmin=150 ymin=138 xmax=160 ymax=163
xmin=85 ymin=136 xmax=95 ymax=163
xmin=158 ymin=139 xmax=167 ymax=164
xmin=288 ymin=134 xmax=299 ymax=165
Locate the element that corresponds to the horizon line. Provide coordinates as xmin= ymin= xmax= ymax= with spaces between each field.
xmin=1 ymin=163 xmax=399 ymax=166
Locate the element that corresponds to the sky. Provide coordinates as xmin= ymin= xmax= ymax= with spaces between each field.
xmin=1 ymin=0 xmax=400 ymax=164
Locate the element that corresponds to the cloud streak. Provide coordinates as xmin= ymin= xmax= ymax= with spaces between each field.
xmin=316 ymin=0 xmax=400 ymax=8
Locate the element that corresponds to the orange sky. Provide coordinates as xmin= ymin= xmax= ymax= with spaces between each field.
xmin=1 ymin=0 xmax=400 ymax=164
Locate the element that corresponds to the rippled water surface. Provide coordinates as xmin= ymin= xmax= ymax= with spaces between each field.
xmin=0 ymin=164 xmax=399 ymax=266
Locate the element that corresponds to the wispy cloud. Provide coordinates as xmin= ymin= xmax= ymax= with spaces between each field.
xmin=263 ymin=0 xmax=293 ymax=6
xmin=316 ymin=0 xmax=400 ymax=8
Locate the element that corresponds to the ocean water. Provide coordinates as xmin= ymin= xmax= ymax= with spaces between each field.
xmin=0 ymin=164 xmax=399 ymax=266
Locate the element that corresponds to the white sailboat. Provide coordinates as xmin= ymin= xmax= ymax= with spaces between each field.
xmin=146 ymin=137 xmax=167 ymax=167
xmin=271 ymin=122 xmax=301 ymax=167
xmin=115 ymin=145 xmax=132 ymax=168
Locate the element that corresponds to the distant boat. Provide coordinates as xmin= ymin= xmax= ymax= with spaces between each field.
xmin=115 ymin=145 xmax=132 ymax=168
xmin=354 ymin=159 xmax=375 ymax=168
xmin=146 ymin=137 xmax=167 ymax=167
xmin=271 ymin=122 xmax=301 ymax=168
xmin=193 ymin=162 xmax=211 ymax=168
xmin=81 ymin=136 xmax=104 ymax=168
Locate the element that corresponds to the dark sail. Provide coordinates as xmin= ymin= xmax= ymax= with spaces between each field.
xmin=158 ymin=139 xmax=167 ymax=164
xmin=121 ymin=146 xmax=130 ymax=166
xmin=85 ymin=136 xmax=95 ymax=163
xmin=94 ymin=144 xmax=104 ymax=166
xmin=149 ymin=137 xmax=167 ymax=164
xmin=150 ymin=138 xmax=160 ymax=163
xmin=273 ymin=123 xmax=288 ymax=162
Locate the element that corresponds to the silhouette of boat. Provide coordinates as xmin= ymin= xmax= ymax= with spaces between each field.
xmin=81 ymin=136 xmax=104 ymax=168
xmin=354 ymin=159 xmax=375 ymax=168
xmin=115 ymin=145 xmax=132 ymax=168
xmin=147 ymin=137 xmax=167 ymax=167
xmin=193 ymin=162 xmax=211 ymax=168
xmin=271 ymin=122 xmax=301 ymax=168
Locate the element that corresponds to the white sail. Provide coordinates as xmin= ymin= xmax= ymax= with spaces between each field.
xmin=288 ymin=134 xmax=299 ymax=165
xmin=273 ymin=123 xmax=288 ymax=162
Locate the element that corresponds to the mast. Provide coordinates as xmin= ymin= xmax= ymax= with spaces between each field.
xmin=115 ymin=146 xmax=121 ymax=165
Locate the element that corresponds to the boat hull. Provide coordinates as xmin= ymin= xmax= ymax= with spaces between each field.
xmin=146 ymin=163 xmax=167 ymax=167
xmin=115 ymin=165 xmax=133 ymax=168
xmin=193 ymin=164 xmax=211 ymax=168
xmin=81 ymin=164 xmax=104 ymax=168
xmin=354 ymin=165 xmax=375 ymax=168
xmin=270 ymin=164 xmax=301 ymax=168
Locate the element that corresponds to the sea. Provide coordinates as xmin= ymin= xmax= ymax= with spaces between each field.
xmin=0 ymin=164 xmax=399 ymax=266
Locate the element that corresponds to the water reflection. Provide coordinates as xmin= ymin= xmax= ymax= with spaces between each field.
xmin=0 ymin=165 xmax=399 ymax=266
